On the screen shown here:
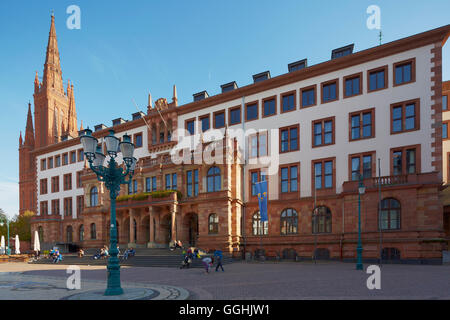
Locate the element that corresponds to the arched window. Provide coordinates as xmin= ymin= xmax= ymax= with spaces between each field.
xmin=90 ymin=187 xmax=98 ymax=207
xmin=38 ymin=226 xmax=44 ymax=242
xmin=66 ymin=226 xmax=73 ymax=243
xmin=207 ymin=166 xmax=221 ymax=192
xmin=90 ymin=223 xmax=97 ymax=239
xmin=312 ymin=206 xmax=332 ymax=234
xmin=167 ymin=119 xmax=173 ymax=142
xmin=280 ymin=208 xmax=298 ymax=235
xmin=380 ymin=198 xmax=401 ymax=230
xmin=79 ymin=225 xmax=84 ymax=242
xmin=252 ymin=211 xmax=268 ymax=235
xmin=208 ymin=213 xmax=219 ymax=234
xmin=151 ymin=124 xmax=157 ymax=145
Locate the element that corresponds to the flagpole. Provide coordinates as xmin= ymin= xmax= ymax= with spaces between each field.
xmin=313 ymin=182 xmax=317 ymax=264
xmin=378 ymin=158 xmax=383 ymax=267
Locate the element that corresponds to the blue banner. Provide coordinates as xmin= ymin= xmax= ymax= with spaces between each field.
xmin=256 ymin=180 xmax=268 ymax=222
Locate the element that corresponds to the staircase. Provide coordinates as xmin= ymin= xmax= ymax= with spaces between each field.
xmin=29 ymin=248 xmax=234 ymax=268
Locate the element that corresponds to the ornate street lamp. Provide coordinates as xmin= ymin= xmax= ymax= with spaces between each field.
xmin=356 ymin=173 xmax=366 ymax=270
xmin=0 ymin=216 xmax=11 ymax=256
xmin=80 ymin=128 xmax=135 ymax=296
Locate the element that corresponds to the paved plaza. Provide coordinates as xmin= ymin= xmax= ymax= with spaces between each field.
xmin=0 ymin=261 xmax=449 ymax=300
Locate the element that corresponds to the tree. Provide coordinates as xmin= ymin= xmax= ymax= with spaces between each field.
xmin=9 ymin=211 xmax=34 ymax=242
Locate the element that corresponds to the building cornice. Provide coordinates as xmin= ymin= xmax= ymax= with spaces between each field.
xmin=177 ymin=24 xmax=450 ymax=115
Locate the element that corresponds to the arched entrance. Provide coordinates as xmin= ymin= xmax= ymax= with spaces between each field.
xmin=185 ymin=213 xmax=198 ymax=247
xmin=141 ymin=216 xmax=150 ymax=244
xmin=123 ymin=218 xmax=130 ymax=244
xmin=160 ymin=214 xmax=172 ymax=244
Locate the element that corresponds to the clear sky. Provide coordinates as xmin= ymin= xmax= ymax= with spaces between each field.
xmin=0 ymin=0 xmax=449 ymax=218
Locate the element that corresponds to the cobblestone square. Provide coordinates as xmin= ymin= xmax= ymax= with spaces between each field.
xmin=0 ymin=261 xmax=449 ymax=300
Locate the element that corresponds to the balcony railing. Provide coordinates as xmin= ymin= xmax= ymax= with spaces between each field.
xmin=342 ymin=172 xmax=440 ymax=193
xmin=372 ymin=174 xmax=408 ymax=186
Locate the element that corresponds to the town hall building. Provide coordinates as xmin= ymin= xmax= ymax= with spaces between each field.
xmin=20 ymin=15 xmax=450 ymax=263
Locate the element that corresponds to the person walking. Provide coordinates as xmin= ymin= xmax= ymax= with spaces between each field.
xmin=214 ymin=250 xmax=224 ymax=272
xmin=202 ymin=256 xmax=212 ymax=274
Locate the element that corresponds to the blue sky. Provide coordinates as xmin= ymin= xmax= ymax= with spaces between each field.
xmin=0 ymin=0 xmax=449 ymax=218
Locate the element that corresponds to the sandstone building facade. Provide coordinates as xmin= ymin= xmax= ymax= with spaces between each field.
xmin=21 ymin=15 xmax=450 ymax=263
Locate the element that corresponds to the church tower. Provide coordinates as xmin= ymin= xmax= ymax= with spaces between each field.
xmin=33 ymin=14 xmax=78 ymax=148
xmin=19 ymin=14 xmax=78 ymax=215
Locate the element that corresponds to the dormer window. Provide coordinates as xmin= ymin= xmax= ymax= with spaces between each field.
xmin=331 ymin=44 xmax=354 ymax=59
xmin=288 ymin=59 xmax=307 ymax=72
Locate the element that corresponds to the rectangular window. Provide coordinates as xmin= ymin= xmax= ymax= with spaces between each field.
xmin=313 ymin=159 xmax=334 ymax=190
xmin=443 ymin=121 xmax=449 ymax=140
xmin=64 ymin=197 xmax=73 ymax=217
xmin=229 ymin=106 xmax=241 ymax=125
xmin=134 ymin=133 xmax=143 ymax=148
xmin=152 ymin=177 xmax=157 ymax=191
xmin=245 ymin=101 xmax=258 ymax=121
xmin=77 ymin=149 xmax=84 ymax=162
xmin=186 ymin=119 xmax=195 ymax=135
xmin=51 ymin=176 xmax=59 ymax=193
xmin=70 ymin=151 xmax=76 ymax=164
xmin=145 ymin=177 xmax=151 ymax=192
xmin=55 ymin=155 xmax=61 ymax=167
xmin=443 ymin=95 xmax=448 ymax=111
xmin=394 ymin=58 xmax=415 ymax=86
xmin=321 ymin=79 xmax=338 ymax=103
xmin=390 ymin=145 xmax=420 ymax=175
xmin=133 ymin=180 xmax=138 ymax=194
xmin=76 ymin=171 xmax=82 ymax=188
xmin=250 ymin=169 xmax=267 ymax=197
xmin=391 ymin=99 xmax=420 ymax=134
xmin=281 ymin=91 xmax=296 ymax=113
xmin=368 ymin=65 xmax=388 ymax=92
xmin=41 ymin=159 xmax=47 ymax=171
xmin=200 ymin=115 xmax=210 ymax=132
xmin=280 ymin=125 xmax=299 ymax=153
xmin=262 ymin=96 xmax=276 ymax=117
xmin=280 ymin=164 xmax=299 ymax=193
xmin=300 ymin=85 xmax=316 ymax=108
xmin=40 ymin=179 xmax=48 ymax=195
xmin=249 ymin=131 xmax=268 ymax=158
xmin=349 ymin=108 xmax=375 ymax=141
xmin=165 ymin=173 xmax=177 ymax=190
xmin=63 ymin=173 xmax=72 ymax=191
xmin=213 ymin=110 xmax=225 ymax=129
xmin=51 ymin=199 xmax=60 ymax=215
xmin=76 ymin=195 xmax=84 ymax=216
xmin=344 ymin=73 xmax=362 ymax=98
xmin=312 ymin=117 xmax=335 ymax=147
xmin=48 ymin=157 xmax=54 ymax=169
xmin=62 ymin=153 xmax=68 ymax=166
xmin=40 ymin=201 xmax=48 ymax=215
xmin=349 ymin=152 xmax=375 ymax=181
xmin=186 ymin=169 xmax=199 ymax=197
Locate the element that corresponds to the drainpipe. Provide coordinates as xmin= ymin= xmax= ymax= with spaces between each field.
xmin=340 ymin=200 xmax=344 ymax=261
xmin=241 ymin=96 xmax=246 ymax=259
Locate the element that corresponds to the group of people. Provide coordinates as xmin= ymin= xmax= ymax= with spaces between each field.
xmin=121 ymin=247 xmax=135 ymax=260
xmin=49 ymin=248 xmax=63 ymax=263
xmin=180 ymin=248 xmax=224 ymax=274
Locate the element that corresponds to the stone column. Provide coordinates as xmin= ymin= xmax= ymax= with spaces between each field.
xmin=129 ymin=208 xmax=136 ymax=248
xmin=170 ymin=203 xmax=177 ymax=242
xmin=148 ymin=206 xmax=155 ymax=248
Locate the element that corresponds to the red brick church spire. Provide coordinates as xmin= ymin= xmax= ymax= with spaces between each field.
xmin=24 ymin=102 xmax=35 ymax=147
xmin=42 ymin=14 xmax=64 ymax=94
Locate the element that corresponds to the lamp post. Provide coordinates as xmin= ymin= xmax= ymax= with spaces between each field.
xmin=0 ymin=216 xmax=10 ymax=255
xmin=80 ymin=129 xmax=136 ymax=296
xmin=356 ymin=173 xmax=366 ymax=270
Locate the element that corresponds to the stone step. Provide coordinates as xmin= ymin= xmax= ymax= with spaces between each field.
xmin=30 ymin=254 xmax=233 ymax=268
